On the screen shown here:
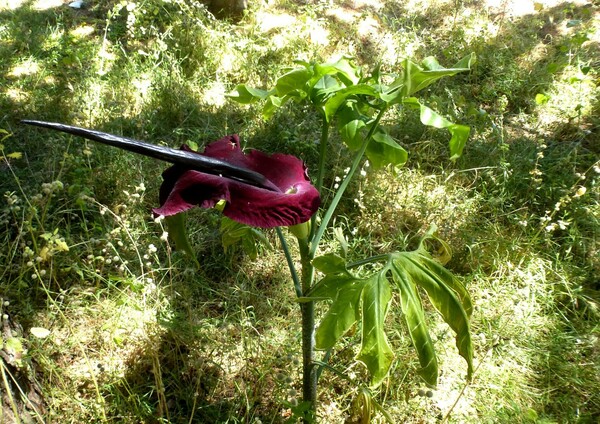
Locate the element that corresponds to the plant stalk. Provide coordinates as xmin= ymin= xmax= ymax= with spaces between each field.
xmin=298 ymin=237 xmax=317 ymax=422
xmin=310 ymin=116 xmax=330 ymax=242
xmin=310 ymin=106 xmax=388 ymax=257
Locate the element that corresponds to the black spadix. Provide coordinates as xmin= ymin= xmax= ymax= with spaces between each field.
xmin=21 ymin=120 xmax=279 ymax=192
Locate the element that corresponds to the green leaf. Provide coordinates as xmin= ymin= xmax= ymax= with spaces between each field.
xmin=275 ymin=67 xmax=312 ymax=98
xmin=366 ymin=129 xmax=408 ymax=169
xmin=357 ymin=273 xmax=394 ymax=386
xmin=405 ymin=53 xmax=474 ymax=96
xmin=535 ymin=93 xmax=550 ymax=105
xmin=313 ymin=253 xmax=347 ymax=274
xmin=165 ymin=213 xmax=200 ymax=268
xmin=262 ymin=95 xmax=283 ymax=120
xmin=391 ymin=262 xmax=438 ymax=386
xmin=401 ymin=254 xmax=473 ymax=380
xmin=220 ymin=217 xmax=271 ymax=259
xmin=310 ymin=74 xmax=343 ymax=106
xmin=323 ymin=84 xmax=380 ymax=122
xmin=403 ymin=97 xmax=470 ymax=159
xmin=314 ymin=56 xmax=361 ymax=86
xmin=337 ymin=102 xmax=368 ymax=150
xmin=383 ymin=54 xmax=474 ymax=104
xmin=227 ymin=84 xmax=272 ymax=104
xmin=315 ymin=277 xmax=365 ymax=350
xmin=392 ymin=252 xmax=474 ymax=381
xmin=312 ymin=241 xmax=473 ymax=388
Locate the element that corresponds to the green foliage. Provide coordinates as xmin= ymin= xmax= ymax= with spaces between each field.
xmin=310 ymin=239 xmax=473 ymax=387
xmin=220 ymin=217 xmax=271 ymax=259
xmin=165 ymin=213 xmax=200 ymax=268
xmin=229 ymin=54 xmax=473 ymax=169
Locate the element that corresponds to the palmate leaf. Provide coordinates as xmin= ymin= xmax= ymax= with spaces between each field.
xmin=391 ymin=262 xmax=438 ymax=385
xmin=400 ymin=253 xmax=473 ymax=378
xmin=309 ymin=248 xmax=473 ymax=387
xmin=357 ymin=273 xmax=395 ymax=386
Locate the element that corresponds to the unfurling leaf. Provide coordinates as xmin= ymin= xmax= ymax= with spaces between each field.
xmin=165 ymin=213 xmax=200 ymax=268
xmin=220 ymin=217 xmax=271 ymax=260
xmin=403 ymin=97 xmax=470 ymax=160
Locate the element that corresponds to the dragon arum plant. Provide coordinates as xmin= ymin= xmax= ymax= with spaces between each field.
xmin=23 ymin=53 xmax=475 ymax=422
xmin=229 ymin=54 xmax=475 ymax=421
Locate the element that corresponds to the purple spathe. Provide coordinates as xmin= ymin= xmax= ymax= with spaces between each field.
xmin=153 ymin=135 xmax=320 ymax=228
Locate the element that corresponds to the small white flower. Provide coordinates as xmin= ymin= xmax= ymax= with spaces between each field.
xmin=160 ymin=231 xmax=169 ymax=242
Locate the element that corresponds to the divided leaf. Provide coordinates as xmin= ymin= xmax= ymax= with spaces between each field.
xmin=391 ymin=262 xmax=438 ymax=386
xmin=356 ymin=273 xmax=395 ymax=386
xmin=311 ymin=247 xmax=473 ymax=388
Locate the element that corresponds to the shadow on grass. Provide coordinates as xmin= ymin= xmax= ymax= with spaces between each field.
xmin=1 ymin=0 xmax=599 ymax=422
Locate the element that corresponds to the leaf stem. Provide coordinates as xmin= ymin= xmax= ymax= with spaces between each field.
xmin=309 ymin=106 xmax=388 ymax=258
xmin=310 ymin=116 xmax=330 ymax=242
xmin=298 ymin=238 xmax=317 ymax=422
xmin=276 ymin=227 xmax=302 ymax=298
xmin=347 ymin=253 xmax=390 ymax=269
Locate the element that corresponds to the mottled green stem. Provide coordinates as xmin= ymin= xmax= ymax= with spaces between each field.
xmin=298 ymin=238 xmax=316 ymax=422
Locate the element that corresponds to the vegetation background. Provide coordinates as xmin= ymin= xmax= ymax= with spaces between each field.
xmin=1 ymin=0 xmax=598 ymax=422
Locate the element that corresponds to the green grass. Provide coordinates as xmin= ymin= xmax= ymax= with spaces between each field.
xmin=1 ymin=0 xmax=599 ymax=422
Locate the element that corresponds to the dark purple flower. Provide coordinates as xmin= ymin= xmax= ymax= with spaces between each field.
xmin=153 ymin=135 xmax=320 ymax=228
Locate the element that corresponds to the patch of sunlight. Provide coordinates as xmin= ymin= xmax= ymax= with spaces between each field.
xmin=484 ymin=0 xmax=590 ymax=17
xmin=32 ymin=0 xmax=63 ymax=10
xmin=326 ymin=7 xmax=359 ymax=24
xmin=8 ymin=58 xmax=40 ymax=77
xmin=307 ymin=20 xmax=329 ymax=46
xmin=256 ymin=11 xmax=297 ymax=33
xmin=132 ymin=74 xmax=152 ymax=99
xmin=96 ymin=44 xmax=117 ymax=76
xmin=49 ymin=290 xmax=163 ymax=383
xmin=0 ymin=0 xmax=26 ymax=10
xmin=401 ymin=0 xmax=452 ymax=14
xmin=219 ymin=49 xmax=241 ymax=74
xmin=42 ymin=27 xmax=65 ymax=51
xmin=202 ymin=81 xmax=226 ymax=108
xmin=350 ymin=0 xmax=384 ymax=9
xmin=356 ymin=15 xmax=380 ymax=38
xmin=43 ymin=75 xmax=57 ymax=85
xmin=536 ymin=67 xmax=598 ymax=127
xmin=132 ymin=73 xmax=153 ymax=112
xmin=5 ymin=87 xmax=29 ymax=103
xmin=378 ymin=34 xmax=399 ymax=66
xmin=70 ymin=24 xmax=95 ymax=39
